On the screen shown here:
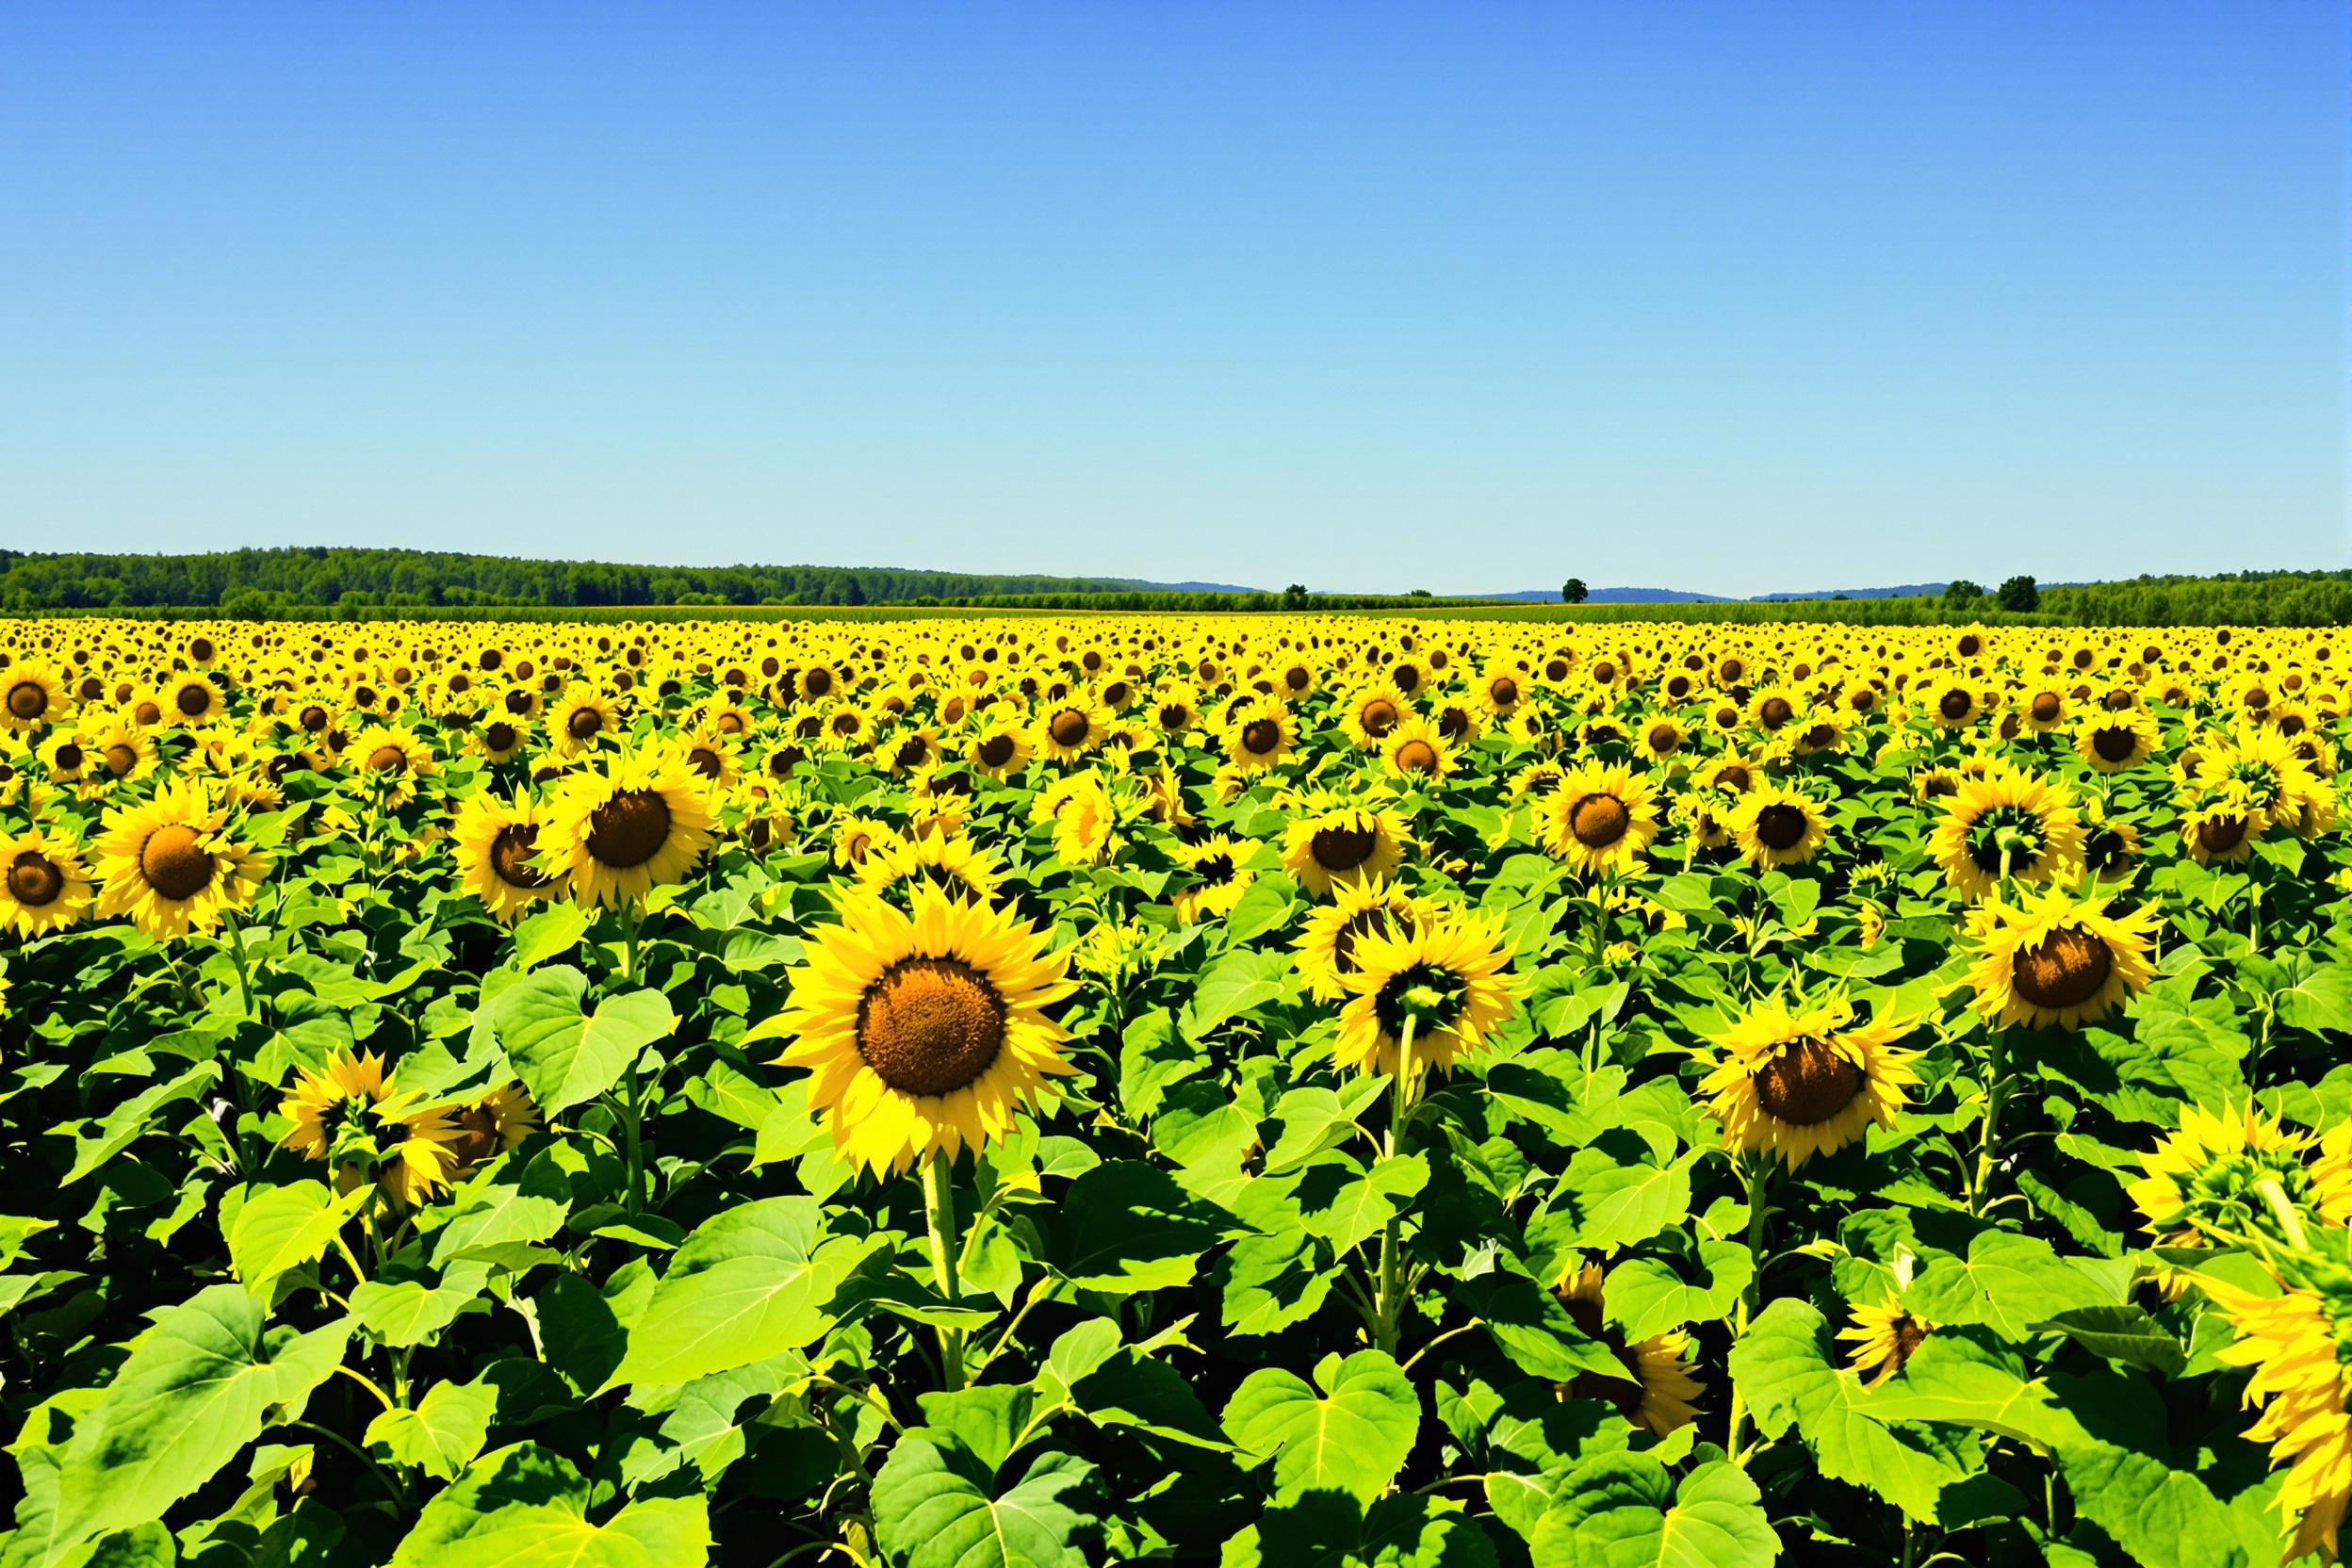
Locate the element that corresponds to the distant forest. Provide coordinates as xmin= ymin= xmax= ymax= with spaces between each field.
xmin=0 ymin=548 xmax=2344 ymax=626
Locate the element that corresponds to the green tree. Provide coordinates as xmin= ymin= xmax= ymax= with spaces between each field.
xmin=1996 ymin=574 xmax=2039 ymax=612
xmin=1943 ymin=579 xmax=1986 ymax=609
xmin=1282 ymin=583 xmax=1310 ymax=611
xmin=1561 ymin=578 xmax=1588 ymax=604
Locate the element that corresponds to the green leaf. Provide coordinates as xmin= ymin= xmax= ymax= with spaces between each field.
xmin=507 ymin=903 xmax=591 ymax=971
xmin=1529 ymin=1455 xmax=1778 ymax=1568
xmin=367 ymin=1379 xmax=498 ymax=1480
xmin=2038 ymin=1305 xmax=2186 ymax=1379
xmin=1724 ymin=1298 xmax=1960 ymax=1523
xmin=607 ymin=1198 xmax=851 ymax=1389
xmin=1223 ymin=1349 xmax=1419 ymax=1504
xmin=493 ymin=967 xmax=676 ymax=1117
xmin=1604 ymin=1243 xmax=1752 ymax=1343
xmin=1226 ymin=1493 xmax=1501 ymax=1568
xmin=432 ymin=1152 xmax=572 ymax=1265
xmin=1298 ymin=1154 xmax=1429 ymax=1258
xmin=1180 ymin=950 xmax=1296 ymax=1041
xmin=1047 ymin=1160 xmax=1234 ymax=1293
xmin=1261 ymin=1082 xmax=1389 ymax=1176
xmin=1901 ymin=1231 xmax=2122 ymax=1340
xmin=1556 ymin=1145 xmax=1695 ymax=1252
xmin=227 ymin=1181 xmax=367 ymax=1296
xmin=63 ymin=1064 xmax=219 ymax=1185
xmin=45 ymin=1286 xmax=352 ymax=1560
xmin=351 ymin=1262 xmax=493 ymax=1348
xmin=870 ymin=1433 xmax=1098 ymax=1568
xmin=1456 ymin=1269 xmax=1631 ymax=1386
xmin=391 ymin=1442 xmax=711 ymax=1568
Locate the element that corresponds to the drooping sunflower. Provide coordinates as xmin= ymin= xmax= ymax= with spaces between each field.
xmin=1535 ymin=762 xmax=1660 ymax=876
xmin=543 ymin=746 xmax=715 ymax=908
xmin=1170 ymin=832 xmax=1256 ymax=924
xmin=278 ymin=1050 xmax=462 ymax=1209
xmin=452 ymin=790 xmax=563 ymax=922
xmin=2201 ymin=1269 xmax=2352 ymax=1565
xmin=1554 ymin=1263 xmax=1704 ymax=1437
xmin=1726 ymin=783 xmax=1828 ymax=871
xmin=1294 ymin=877 xmax=1432 ymax=1003
xmin=1223 ymin=697 xmax=1297 ymax=773
xmin=446 ymin=1083 xmax=543 ymax=1172
xmin=2126 ymin=1104 xmax=2350 ymax=1250
xmin=858 ymin=830 xmax=1007 ymax=907
xmin=1697 ymin=994 xmax=1920 ymax=1168
xmin=1282 ymin=802 xmax=1407 ymax=897
xmin=0 ymin=826 xmax=93 ymax=937
xmin=0 ymin=662 xmax=68 ymax=733
xmin=2180 ymin=800 xmax=2262 ymax=867
xmin=92 ymin=782 xmax=270 ymax=939
xmin=1838 ymin=1292 xmax=1933 ymax=1386
xmin=1332 ymin=906 xmax=1515 ymax=1083
xmin=1964 ymin=888 xmax=2158 ymax=1030
xmin=1030 ymin=769 xmax=1119 ymax=866
xmin=1926 ymin=768 xmax=2085 ymax=898
xmin=765 ymin=887 xmax=1078 ymax=1173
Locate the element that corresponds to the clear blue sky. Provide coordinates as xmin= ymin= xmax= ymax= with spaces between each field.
xmin=2 ymin=2 xmax=2343 ymax=596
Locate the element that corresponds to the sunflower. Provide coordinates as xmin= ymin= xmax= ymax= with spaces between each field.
xmin=831 ymin=815 xmax=904 ymax=872
xmin=1964 ymin=888 xmax=2158 ymax=1029
xmin=858 ymin=831 xmax=1007 ymax=907
xmin=1342 ymin=682 xmax=1413 ymax=750
xmin=2180 ymin=800 xmax=2262 ymax=867
xmin=452 ymin=790 xmax=563 ymax=922
xmin=1282 ymin=802 xmax=1407 ymax=897
xmin=92 ymin=782 xmax=270 ymax=939
xmin=2202 ymin=1269 xmax=2352 ymax=1565
xmin=765 ymin=887 xmax=1077 ymax=1173
xmin=1727 ymin=783 xmax=1828 ymax=871
xmin=1477 ymin=664 xmax=1527 ymax=716
xmin=0 ymin=826 xmax=93 ymax=937
xmin=2074 ymin=709 xmax=2158 ymax=773
xmin=1535 ymin=762 xmax=1660 ymax=876
xmin=2078 ymin=802 xmax=2142 ymax=882
xmin=1637 ymin=716 xmax=1687 ymax=762
xmin=543 ymin=746 xmax=715 ymax=908
xmin=966 ymin=719 xmax=1033 ymax=780
xmin=347 ymin=723 xmax=437 ymax=808
xmin=1295 ymin=877 xmax=1433 ymax=1002
xmin=446 ymin=1083 xmax=542 ymax=1171
xmin=1925 ymin=684 xmax=1983 ymax=729
xmin=1748 ymin=686 xmax=1805 ymax=734
xmin=162 ymin=673 xmax=224 ymax=727
xmin=1380 ymin=717 xmax=1451 ymax=781
xmin=80 ymin=715 xmax=157 ymax=788
xmin=278 ymin=1050 xmax=462 ymax=1209
xmin=1149 ymin=685 xmax=1201 ymax=738
xmin=1170 ymin=833 xmax=1256 ymax=924
xmin=1035 ymin=700 xmax=1110 ymax=762
xmin=1224 ymin=698 xmax=1297 ymax=773
xmin=1030 ymin=769 xmax=1119 ymax=866
xmin=1332 ymin=906 xmax=1515 ymax=1083
xmin=547 ymin=687 xmax=619 ymax=758
xmin=2126 ymin=1104 xmax=2350 ymax=1250
xmin=1926 ymin=769 xmax=2085 ymax=897
xmin=1 ymin=662 xmax=67 ymax=732
xmin=1838 ymin=1292 xmax=1933 ymax=1387
xmin=1697 ymin=994 xmax=1919 ymax=1168
xmin=1554 ymin=1263 xmax=1704 ymax=1437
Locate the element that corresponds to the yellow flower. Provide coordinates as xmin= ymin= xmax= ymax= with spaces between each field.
xmin=452 ymin=790 xmax=562 ymax=922
xmin=1554 ymin=1264 xmax=1703 ymax=1437
xmin=763 ymin=887 xmax=1076 ymax=1173
xmin=1838 ymin=1292 xmax=1933 ymax=1386
xmin=1535 ymin=762 xmax=1659 ymax=876
xmin=1281 ymin=802 xmax=1407 ymax=898
xmin=1964 ymin=887 xmax=2159 ymax=1030
xmin=1926 ymin=767 xmax=2084 ymax=898
xmin=277 ymin=1050 xmax=461 ymax=1209
xmin=1726 ymin=782 xmax=1828 ymax=870
xmin=543 ymin=745 xmax=715 ymax=908
xmin=1380 ymin=717 xmax=1452 ymax=782
xmin=2126 ymin=1105 xmax=2348 ymax=1250
xmin=0 ymin=826 xmax=93 ymax=937
xmin=92 ymin=782 xmax=270 ymax=939
xmin=1697 ymin=994 xmax=1919 ymax=1168
xmin=2202 ymin=1271 xmax=2352 ymax=1565
xmin=1332 ymin=905 xmax=1515 ymax=1084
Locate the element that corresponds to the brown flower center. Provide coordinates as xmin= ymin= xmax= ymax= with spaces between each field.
xmin=7 ymin=851 xmax=63 ymax=906
xmin=1049 ymin=710 xmax=1090 ymax=747
xmin=976 ymin=733 xmax=1017 ymax=769
xmin=1569 ymin=792 xmax=1629 ymax=849
xmin=2011 ymin=925 xmax=2114 ymax=1011
xmin=1758 ymin=696 xmax=1794 ymax=728
xmin=103 ymin=743 xmax=137 ymax=776
xmin=139 ymin=824 xmax=217 ymax=902
xmin=688 ymin=746 xmax=724 ymax=778
xmin=5 ymin=681 xmax=46 ymax=721
xmin=855 ymin=956 xmax=1006 ymax=1097
xmin=1359 ymin=698 xmax=1400 ymax=737
xmin=490 ymin=825 xmax=553 ymax=889
xmin=1311 ymin=823 xmax=1377 ymax=873
xmin=1491 ymin=678 xmax=1518 ymax=705
xmin=2197 ymin=814 xmax=2247 ymax=854
xmin=1753 ymin=1038 xmax=1863 ymax=1125
xmin=1394 ymin=739 xmax=1440 ymax=775
xmin=484 ymin=721 xmax=519 ymax=752
xmin=2030 ymin=694 xmax=2062 ymax=723
xmin=175 ymin=682 xmax=213 ymax=717
xmin=1241 ymin=718 xmax=1283 ymax=756
xmin=1937 ymin=691 xmax=1972 ymax=722
xmin=585 ymin=789 xmax=673 ymax=869
xmin=2090 ymin=727 xmax=2137 ymax=763
xmin=566 ymin=707 xmax=604 ymax=742
xmin=1647 ymin=724 xmax=1680 ymax=753
xmin=1753 ymin=804 xmax=1808 ymax=851
xmin=367 ymin=744 xmax=407 ymax=772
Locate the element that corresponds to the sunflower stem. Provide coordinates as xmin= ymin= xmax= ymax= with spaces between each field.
xmin=1726 ymin=1152 xmax=1772 ymax=1465
xmin=1373 ymin=1014 xmax=1420 ymax=1357
xmin=922 ymin=1155 xmax=967 ymax=1391
xmin=1969 ymin=1027 xmax=2010 ymax=1217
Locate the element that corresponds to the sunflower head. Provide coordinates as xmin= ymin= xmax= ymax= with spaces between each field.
xmin=1965 ymin=887 xmax=2159 ymax=1030
xmin=1333 ymin=906 xmax=1516 ymax=1083
xmin=277 ymin=1050 xmax=460 ymax=1209
xmin=1697 ymin=994 xmax=1919 ymax=1168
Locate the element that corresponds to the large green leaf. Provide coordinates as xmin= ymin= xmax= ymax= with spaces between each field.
xmin=227 ymin=1181 xmax=367 ymax=1296
xmin=391 ymin=1443 xmax=710 ymax=1567
xmin=607 ymin=1197 xmax=850 ymax=1389
xmin=1724 ymin=1298 xmax=1961 ymax=1523
xmin=493 ymin=966 xmax=676 ymax=1116
xmin=367 ymin=1378 xmax=497 ymax=1480
xmin=43 ymin=1286 xmax=351 ymax=1562
xmin=1180 ymin=950 xmax=1296 ymax=1041
xmin=871 ymin=1431 xmax=1099 ymax=1568
xmin=1901 ymin=1231 xmax=2123 ymax=1339
xmin=1529 ymin=1455 xmax=1779 ymax=1568
xmin=1046 ymin=1160 xmax=1234 ymax=1292
xmin=1223 ymin=1350 xmax=1419 ymax=1504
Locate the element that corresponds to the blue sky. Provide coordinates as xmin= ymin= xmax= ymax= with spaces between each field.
xmin=1 ymin=2 xmax=2343 ymax=596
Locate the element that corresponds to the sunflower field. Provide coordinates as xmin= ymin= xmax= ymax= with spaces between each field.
xmin=1 ymin=615 xmax=2348 ymax=1568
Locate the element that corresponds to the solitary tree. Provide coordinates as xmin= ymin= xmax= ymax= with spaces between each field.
xmin=1943 ymin=579 xmax=1986 ymax=609
xmin=1561 ymin=578 xmax=1589 ymax=605
xmin=1282 ymin=583 xmax=1311 ymax=611
xmin=1996 ymin=574 xmax=2039 ymax=612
